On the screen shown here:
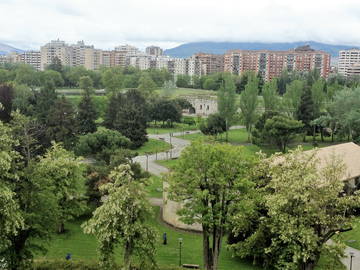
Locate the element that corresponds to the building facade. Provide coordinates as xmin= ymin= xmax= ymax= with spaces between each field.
xmin=145 ymin=46 xmax=163 ymax=56
xmin=338 ymin=49 xmax=360 ymax=77
xmin=224 ymin=46 xmax=331 ymax=81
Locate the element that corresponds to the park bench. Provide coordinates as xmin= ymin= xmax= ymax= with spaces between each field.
xmin=182 ymin=264 xmax=200 ymax=269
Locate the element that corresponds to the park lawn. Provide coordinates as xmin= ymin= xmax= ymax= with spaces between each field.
xmin=157 ymin=158 xmax=179 ymax=170
xmin=37 ymin=207 xmax=260 ymax=270
xmin=155 ymin=87 xmax=217 ymax=98
xmin=178 ymin=128 xmax=251 ymax=145
xmin=134 ymin=138 xmax=171 ymax=156
xmin=339 ymin=217 xmax=360 ymax=250
xmin=146 ymin=175 xmax=163 ymax=198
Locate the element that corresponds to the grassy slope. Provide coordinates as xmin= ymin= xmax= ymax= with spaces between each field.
xmin=37 ymin=207 xmax=260 ymax=270
xmin=134 ymin=138 xmax=171 ymax=155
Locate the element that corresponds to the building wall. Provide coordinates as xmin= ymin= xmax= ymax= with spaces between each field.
xmin=338 ymin=49 xmax=360 ymax=76
xmin=224 ymin=48 xmax=331 ymax=81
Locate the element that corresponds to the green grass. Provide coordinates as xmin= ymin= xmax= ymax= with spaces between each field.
xmin=146 ymin=175 xmax=163 ymax=198
xmin=155 ymin=87 xmax=218 ymax=98
xmin=37 ymin=207 xmax=260 ymax=270
xmin=134 ymin=139 xmax=171 ymax=155
xmin=178 ymin=129 xmax=249 ymax=145
xmin=157 ymin=159 xmax=179 ymax=170
xmin=340 ymin=217 xmax=360 ymax=249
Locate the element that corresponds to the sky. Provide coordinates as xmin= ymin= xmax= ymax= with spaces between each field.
xmin=1 ymin=0 xmax=360 ymax=50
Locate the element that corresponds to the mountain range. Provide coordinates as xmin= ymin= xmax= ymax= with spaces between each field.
xmin=0 ymin=42 xmax=23 ymax=55
xmin=164 ymin=41 xmax=359 ymax=58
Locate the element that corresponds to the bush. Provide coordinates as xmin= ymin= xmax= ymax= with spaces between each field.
xmin=75 ymin=128 xmax=131 ymax=163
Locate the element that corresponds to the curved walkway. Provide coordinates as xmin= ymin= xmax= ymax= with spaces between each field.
xmin=135 ymin=126 xmax=359 ymax=270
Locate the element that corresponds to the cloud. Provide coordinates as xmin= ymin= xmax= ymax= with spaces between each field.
xmin=0 ymin=0 xmax=360 ymax=50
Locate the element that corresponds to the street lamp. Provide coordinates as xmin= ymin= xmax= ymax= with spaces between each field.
xmin=350 ymin=251 xmax=355 ymax=270
xmin=178 ymin=238 xmax=183 ymax=267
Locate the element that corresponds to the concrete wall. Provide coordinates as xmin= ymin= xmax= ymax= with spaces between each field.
xmin=184 ymin=96 xmax=218 ymax=116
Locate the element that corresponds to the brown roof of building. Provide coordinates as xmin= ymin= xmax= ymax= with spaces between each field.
xmin=273 ymin=143 xmax=360 ymax=182
xmin=310 ymin=142 xmax=360 ymax=181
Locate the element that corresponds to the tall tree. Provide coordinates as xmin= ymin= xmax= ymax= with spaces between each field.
xmin=0 ymin=83 xmax=14 ymax=123
xmin=262 ymin=78 xmax=279 ymax=113
xmin=283 ymin=80 xmax=304 ymax=118
xmin=296 ymin=87 xmax=316 ymax=140
xmin=199 ymin=113 xmax=227 ymax=138
xmin=114 ymin=89 xmax=148 ymax=148
xmin=168 ymin=141 xmax=254 ymax=270
xmin=46 ymin=96 xmax=77 ymax=148
xmin=239 ymin=75 xmax=259 ymax=140
xmin=263 ymin=148 xmax=359 ymax=270
xmin=101 ymin=68 xmax=124 ymax=94
xmin=311 ymin=79 xmax=326 ymax=118
xmin=35 ymin=81 xmax=58 ymax=124
xmin=34 ymin=143 xmax=86 ymax=233
xmin=83 ymin=165 xmax=157 ymax=270
xmin=138 ymin=73 xmax=157 ymax=95
xmin=104 ymin=93 xmax=123 ymax=129
xmin=46 ymin=56 xmax=63 ymax=73
xmin=217 ymin=75 xmax=237 ymax=141
xmin=77 ymin=76 xmax=98 ymax=134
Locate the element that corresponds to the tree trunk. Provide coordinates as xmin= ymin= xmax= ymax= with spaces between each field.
xmin=299 ymin=253 xmax=320 ymax=270
xmin=320 ymin=128 xmax=324 ymax=142
xmin=225 ymin=119 xmax=229 ymax=142
xmin=212 ymin=230 xmax=222 ymax=270
xmin=203 ymin=231 xmax=213 ymax=270
xmin=124 ymin=240 xmax=133 ymax=270
xmin=58 ymin=222 xmax=65 ymax=234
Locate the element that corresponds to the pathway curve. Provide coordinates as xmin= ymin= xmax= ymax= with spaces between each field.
xmin=341 ymin=244 xmax=360 ymax=270
xmin=134 ymin=126 xmax=244 ymax=176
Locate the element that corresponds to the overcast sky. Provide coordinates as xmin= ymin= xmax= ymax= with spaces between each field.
xmin=1 ymin=0 xmax=360 ymax=50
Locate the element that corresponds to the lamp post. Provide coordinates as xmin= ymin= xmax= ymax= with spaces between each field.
xmin=169 ymin=133 xmax=173 ymax=159
xmin=178 ymin=238 xmax=183 ymax=267
xmin=350 ymin=251 xmax=355 ymax=270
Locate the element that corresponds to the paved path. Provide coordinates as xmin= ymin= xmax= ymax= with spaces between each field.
xmin=134 ymin=126 xmax=244 ymax=176
xmin=341 ymin=244 xmax=360 ymax=270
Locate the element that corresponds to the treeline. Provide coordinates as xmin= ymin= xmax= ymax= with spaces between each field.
xmin=0 ymin=59 xmax=172 ymax=91
xmin=176 ymin=69 xmax=360 ymax=93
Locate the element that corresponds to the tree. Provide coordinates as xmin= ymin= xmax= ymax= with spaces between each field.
xmin=217 ymin=75 xmax=237 ymax=141
xmin=167 ymin=141 xmax=254 ymax=270
xmin=239 ymin=75 xmax=259 ymax=140
xmin=311 ymin=79 xmax=326 ymax=117
xmin=0 ymin=83 xmax=14 ymax=123
xmin=46 ymin=96 xmax=77 ymax=148
xmin=77 ymin=76 xmax=98 ymax=134
xmin=34 ymin=143 xmax=86 ymax=233
xmin=75 ymin=128 xmax=131 ymax=163
xmin=263 ymin=148 xmax=359 ymax=269
xmin=12 ymin=84 xmax=36 ymax=116
xmin=176 ymin=74 xmax=191 ymax=88
xmin=40 ymin=70 xmax=64 ymax=87
xmin=35 ymin=81 xmax=58 ymax=124
xmin=262 ymin=78 xmax=279 ymax=113
xmin=114 ymin=89 xmax=148 ymax=148
xmin=0 ymin=185 xmax=24 ymax=253
xmin=104 ymin=93 xmax=123 ymax=129
xmin=46 ymin=56 xmax=63 ymax=73
xmin=251 ymin=111 xmax=280 ymax=145
xmin=283 ymin=80 xmax=304 ymax=118
xmin=10 ymin=111 xmax=45 ymax=165
xmin=0 ymin=122 xmax=59 ymax=269
xmin=138 ymin=73 xmax=157 ymax=95
xmin=149 ymin=99 xmax=182 ymax=127
xmin=263 ymin=115 xmax=304 ymax=152
xmin=102 ymin=68 xmax=124 ymax=94
xmin=14 ymin=64 xmax=39 ymax=90
xmin=83 ymin=165 xmax=157 ymax=270
xmin=199 ymin=113 xmax=226 ymax=137
xmin=296 ymin=87 xmax=316 ymax=140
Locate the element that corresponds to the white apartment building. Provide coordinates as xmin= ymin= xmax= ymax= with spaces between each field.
xmin=338 ymin=49 xmax=360 ymax=76
xmin=40 ymin=39 xmax=71 ymax=70
xmin=127 ymin=55 xmax=151 ymax=70
xmin=19 ymin=51 xmax=41 ymax=70
xmin=173 ymin=58 xmax=187 ymax=75
xmin=146 ymin=46 xmax=163 ymax=56
xmin=115 ymin=44 xmax=140 ymax=56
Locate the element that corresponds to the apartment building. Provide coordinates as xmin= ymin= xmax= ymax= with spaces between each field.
xmin=346 ymin=63 xmax=360 ymax=77
xmin=19 ymin=51 xmax=41 ymax=70
xmin=146 ymin=46 xmax=163 ymax=56
xmin=40 ymin=39 xmax=71 ymax=70
xmin=193 ymin=53 xmax=224 ymax=75
xmin=224 ymin=46 xmax=331 ymax=81
xmin=338 ymin=49 xmax=360 ymax=76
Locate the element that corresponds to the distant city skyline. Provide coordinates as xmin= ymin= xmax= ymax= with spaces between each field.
xmin=1 ymin=0 xmax=360 ymax=50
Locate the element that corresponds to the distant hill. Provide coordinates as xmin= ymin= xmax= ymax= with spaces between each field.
xmin=164 ymin=41 xmax=359 ymax=58
xmin=0 ymin=42 xmax=24 ymax=55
